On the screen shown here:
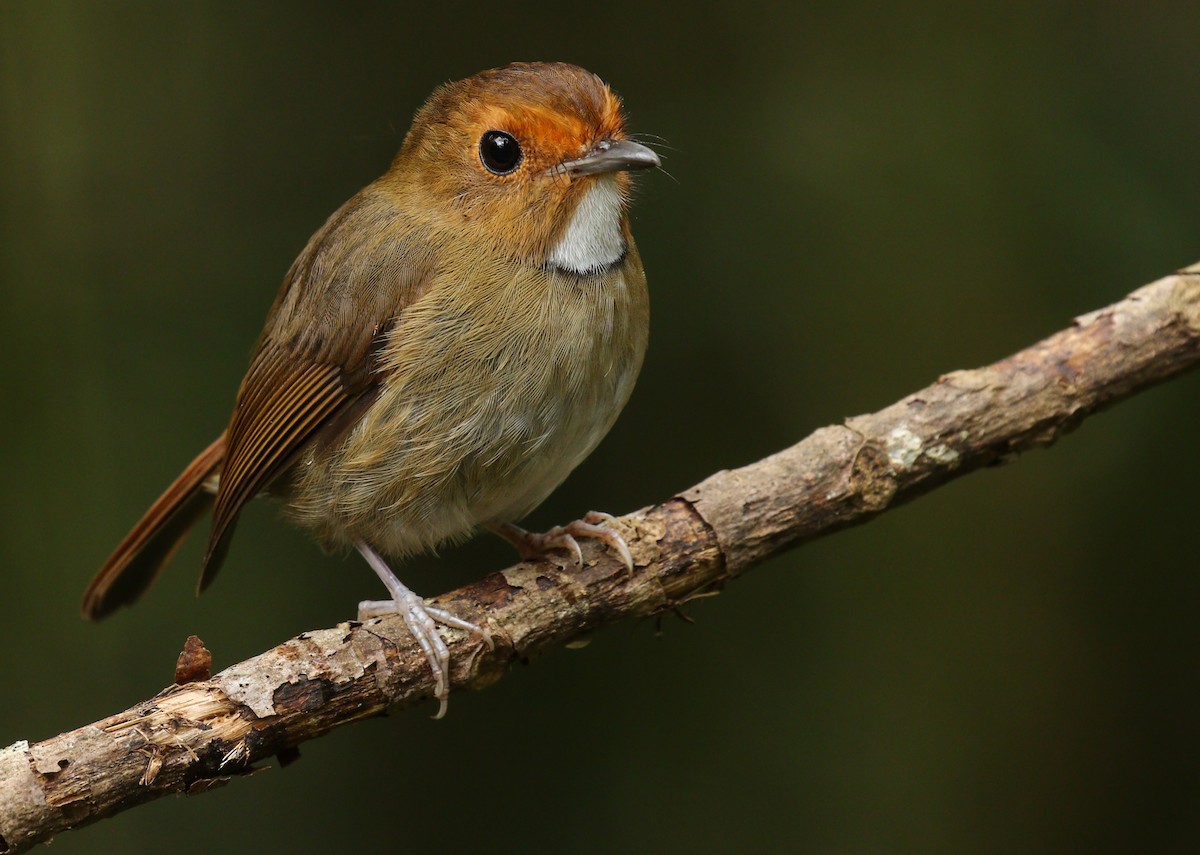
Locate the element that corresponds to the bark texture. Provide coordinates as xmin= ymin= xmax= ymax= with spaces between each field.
xmin=3 ymin=262 xmax=1199 ymax=854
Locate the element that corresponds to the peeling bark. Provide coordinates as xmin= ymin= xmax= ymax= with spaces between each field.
xmin=2 ymin=262 xmax=1199 ymax=853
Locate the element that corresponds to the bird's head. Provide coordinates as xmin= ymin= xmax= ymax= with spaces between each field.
xmin=389 ymin=62 xmax=659 ymax=275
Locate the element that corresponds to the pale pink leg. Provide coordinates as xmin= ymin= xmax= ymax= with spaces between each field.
xmin=355 ymin=542 xmax=493 ymax=719
xmin=492 ymin=511 xmax=634 ymax=573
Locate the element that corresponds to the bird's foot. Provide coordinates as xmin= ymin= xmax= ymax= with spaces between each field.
xmin=492 ymin=511 xmax=634 ymax=573
xmin=355 ymin=542 xmax=493 ymax=719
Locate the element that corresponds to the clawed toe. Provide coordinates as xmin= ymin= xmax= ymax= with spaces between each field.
xmin=570 ymin=517 xmax=634 ymax=573
xmin=356 ymin=542 xmax=491 ymax=719
xmin=425 ymin=605 xmax=495 ymax=651
xmin=492 ymin=512 xmax=634 ymax=573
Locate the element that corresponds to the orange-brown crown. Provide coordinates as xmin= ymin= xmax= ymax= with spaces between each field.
xmin=383 ymin=62 xmax=641 ymax=264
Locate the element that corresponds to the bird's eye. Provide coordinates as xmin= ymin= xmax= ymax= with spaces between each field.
xmin=479 ymin=130 xmax=523 ymax=175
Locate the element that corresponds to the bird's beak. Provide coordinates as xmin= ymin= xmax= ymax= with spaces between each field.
xmin=559 ymin=139 xmax=661 ymax=177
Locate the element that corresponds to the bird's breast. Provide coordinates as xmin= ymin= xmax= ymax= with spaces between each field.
xmin=286 ymin=248 xmax=649 ymax=556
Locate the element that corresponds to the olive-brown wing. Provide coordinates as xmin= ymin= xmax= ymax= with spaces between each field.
xmin=199 ymin=186 xmax=431 ymax=591
xmin=199 ymin=348 xmax=361 ymax=591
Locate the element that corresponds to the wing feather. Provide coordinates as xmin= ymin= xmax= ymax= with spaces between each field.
xmin=82 ymin=184 xmax=431 ymax=612
xmin=200 ymin=356 xmax=353 ymax=590
xmin=199 ymin=184 xmax=434 ymax=588
xmin=196 ymin=185 xmax=431 ymax=591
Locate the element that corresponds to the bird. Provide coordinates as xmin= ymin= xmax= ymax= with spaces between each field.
xmin=81 ymin=62 xmax=659 ymax=717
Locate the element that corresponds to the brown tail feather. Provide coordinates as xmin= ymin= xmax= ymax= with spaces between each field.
xmin=82 ymin=432 xmax=227 ymax=620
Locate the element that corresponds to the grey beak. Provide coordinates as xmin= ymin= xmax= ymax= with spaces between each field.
xmin=559 ymin=138 xmax=661 ymax=177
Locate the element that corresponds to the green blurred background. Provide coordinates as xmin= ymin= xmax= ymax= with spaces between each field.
xmin=3 ymin=2 xmax=1199 ymax=853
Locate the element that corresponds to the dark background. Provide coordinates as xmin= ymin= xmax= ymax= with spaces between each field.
xmin=3 ymin=3 xmax=1199 ymax=853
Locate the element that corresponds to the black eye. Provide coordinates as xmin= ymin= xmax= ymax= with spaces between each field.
xmin=479 ymin=130 xmax=522 ymax=175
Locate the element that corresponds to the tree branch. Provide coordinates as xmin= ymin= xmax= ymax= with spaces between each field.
xmin=3 ymin=261 xmax=1199 ymax=854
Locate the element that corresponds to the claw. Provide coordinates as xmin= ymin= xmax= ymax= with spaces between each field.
xmin=356 ymin=542 xmax=492 ymax=719
xmin=492 ymin=512 xmax=634 ymax=574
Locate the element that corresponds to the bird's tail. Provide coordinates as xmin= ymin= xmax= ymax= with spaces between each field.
xmin=82 ymin=432 xmax=226 ymax=620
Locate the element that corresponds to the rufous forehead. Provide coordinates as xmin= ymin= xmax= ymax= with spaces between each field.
xmin=474 ymin=98 xmax=625 ymax=159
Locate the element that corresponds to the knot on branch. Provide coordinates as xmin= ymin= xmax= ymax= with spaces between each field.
xmin=850 ymin=443 xmax=897 ymax=511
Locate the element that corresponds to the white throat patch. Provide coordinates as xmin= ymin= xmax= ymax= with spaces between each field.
xmin=547 ymin=177 xmax=625 ymax=275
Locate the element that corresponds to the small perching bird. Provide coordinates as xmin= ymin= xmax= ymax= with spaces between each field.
xmin=82 ymin=62 xmax=660 ymax=717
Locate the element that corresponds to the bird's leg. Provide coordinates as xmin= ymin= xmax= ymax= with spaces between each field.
xmin=492 ymin=511 xmax=634 ymax=573
xmin=355 ymin=542 xmax=493 ymax=719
